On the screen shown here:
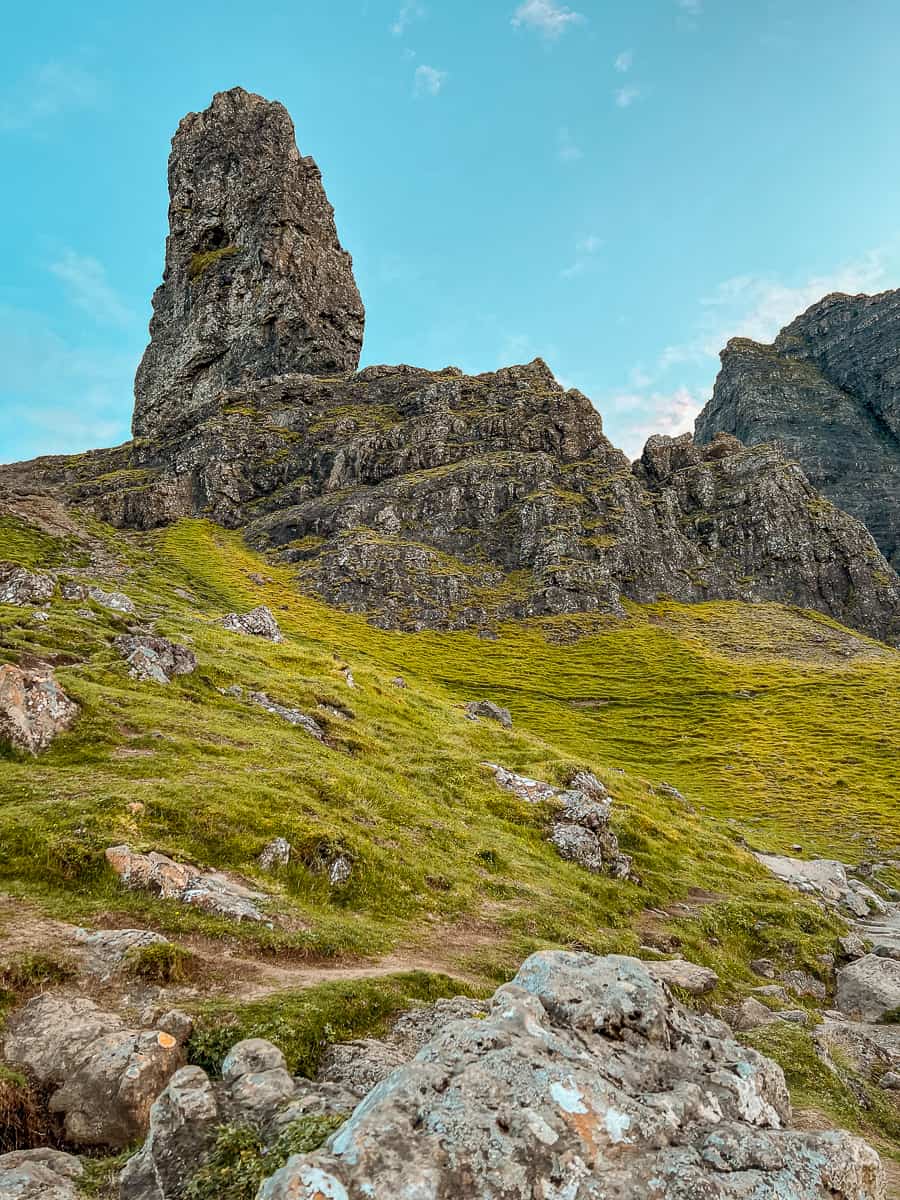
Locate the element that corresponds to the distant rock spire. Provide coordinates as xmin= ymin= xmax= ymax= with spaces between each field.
xmin=132 ymin=87 xmax=365 ymax=439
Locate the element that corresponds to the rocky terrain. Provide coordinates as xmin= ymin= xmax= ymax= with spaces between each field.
xmin=695 ymin=289 xmax=900 ymax=571
xmin=0 ymin=86 xmax=899 ymax=1198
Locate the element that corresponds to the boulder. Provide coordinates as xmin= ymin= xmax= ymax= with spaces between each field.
xmin=257 ymin=952 xmax=883 ymax=1199
xmin=222 ymin=605 xmax=283 ymax=642
xmin=549 ymin=822 xmax=605 ymax=873
xmin=644 ymin=958 xmax=718 ymax=995
xmin=258 ymin=837 xmax=292 ymax=870
xmin=482 ymin=763 xmax=559 ymax=805
xmin=0 ymin=563 xmax=54 ymax=606
xmin=2 ymin=995 xmax=185 ymax=1148
xmin=74 ymin=927 xmax=170 ymax=979
xmin=837 ymin=954 xmax=900 ymax=1022
xmin=105 ymin=845 xmax=268 ymax=923
xmin=0 ymin=1149 xmax=83 ymax=1200
xmin=465 ymin=700 xmax=512 ymax=727
xmin=782 ymin=969 xmax=828 ymax=1001
xmin=0 ymin=662 xmax=78 ymax=754
xmin=60 ymin=581 xmax=136 ymax=613
xmin=115 ymin=635 xmax=197 ymax=684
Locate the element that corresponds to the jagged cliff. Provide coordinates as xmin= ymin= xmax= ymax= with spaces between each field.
xmin=1 ymin=89 xmax=898 ymax=642
xmin=695 ymin=290 xmax=900 ymax=571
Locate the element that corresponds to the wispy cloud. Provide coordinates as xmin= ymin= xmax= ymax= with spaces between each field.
xmin=557 ymin=126 xmax=583 ymax=164
xmin=49 ymin=250 xmax=134 ymax=328
xmin=608 ymin=387 xmax=705 ymax=458
xmin=614 ymin=85 xmax=641 ymax=108
xmin=511 ymin=0 xmax=585 ymax=40
xmin=414 ymin=64 xmax=448 ymax=97
xmin=391 ymin=1 xmax=425 ymax=36
xmin=614 ymin=49 xmax=633 ymax=72
xmin=561 ymin=234 xmax=603 ymax=279
xmin=0 ymin=61 xmax=100 ymax=133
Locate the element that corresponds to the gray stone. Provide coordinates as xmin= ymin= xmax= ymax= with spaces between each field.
xmin=0 ymin=1149 xmax=83 ymax=1200
xmin=115 ymin=635 xmax=197 ymax=683
xmin=645 ymin=958 xmax=718 ymax=995
xmin=132 ymin=87 xmax=364 ymax=441
xmin=733 ymin=996 xmax=780 ymax=1032
xmin=549 ymin=821 xmax=605 ymax=873
xmin=465 ymin=699 xmax=512 ymax=727
xmin=61 ymin=581 xmax=136 ymax=614
xmin=837 ymin=954 xmax=900 ymax=1022
xmin=221 ymin=1038 xmax=287 ymax=1083
xmin=249 ymin=692 xmax=324 ymax=739
xmin=839 ymin=933 xmax=869 ymax=961
xmin=105 ymin=845 xmax=269 ymax=923
xmin=782 ymin=969 xmax=827 ymax=1001
xmin=259 ymin=837 xmax=292 ymax=870
xmin=751 ymin=957 xmax=776 ymax=978
xmin=328 ymin=854 xmax=353 ymax=888
xmin=880 ymin=1071 xmax=900 ymax=1090
xmin=482 ymin=762 xmax=559 ymax=805
xmin=74 ymin=927 xmax=170 ymax=978
xmin=222 ymin=605 xmax=283 ymax=642
xmin=257 ymin=952 xmax=884 ymax=1200
xmin=0 ymin=562 xmax=54 ymax=606
xmin=0 ymin=662 xmax=78 ymax=754
xmin=2 ymin=994 xmax=184 ymax=1148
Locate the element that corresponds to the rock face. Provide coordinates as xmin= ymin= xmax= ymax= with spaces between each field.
xmin=695 ymin=290 xmax=900 ymax=570
xmin=257 ymin=951 xmax=883 ymax=1200
xmin=0 ymin=662 xmax=78 ymax=754
xmin=2 ymin=994 xmax=186 ymax=1148
xmin=132 ymin=87 xmax=365 ymax=440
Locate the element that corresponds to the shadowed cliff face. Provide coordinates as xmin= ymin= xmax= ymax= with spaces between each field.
xmin=695 ymin=290 xmax=900 ymax=571
xmin=1 ymin=91 xmax=898 ymax=642
xmin=132 ymin=87 xmax=365 ymax=441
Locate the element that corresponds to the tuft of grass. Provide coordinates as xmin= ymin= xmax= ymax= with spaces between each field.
xmin=187 ymin=971 xmax=482 ymax=1078
xmin=189 ymin=246 xmax=239 ymax=280
xmin=184 ymin=1115 xmax=345 ymax=1200
xmin=123 ymin=941 xmax=193 ymax=985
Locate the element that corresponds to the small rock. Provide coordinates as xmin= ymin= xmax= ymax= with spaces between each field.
xmin=116 ymin=635 xmax=197 ymax=683
xmin=777 ymin=1009 xmax=811 ymax=1025
xmin=249 ymin=692 xmax=325 ymax=740
xmin=879 ymin=1071 xmax=900 ymax=1090
xmin=753 ymin=985 xmax=789 ymax=1003
xmin=32 ymin=609 xmax=50 ymax=623
xmin=222 ymin=605 xmax=283 ymax=642
xmin=0 ymin=1148 xmax=83 ymax=1200
xmin=62 ymin=581 xmax=136 ymax=614
xmin=343 ymin=668 xmax=355 ymax=688
xmin=259 ymin=837 xmax=292 ymax=870
xmin=644 ymin=959 xmax=718 ymax=996
xmin=733 ymin=997 xmax=779 ymax=1032
xmin=0 ymin=661 xmax=78 ymax=754
xmin=465 ymin=700 xmax=512 ymax=728
xmin=482 ymin=763 xmax=559 ymax=805
xmin=781 ymin=970 xmax=827 ymax=1001
xmin=157 ymin=1010 xmax=194 ymax=1044
xmin=105 ymin=845 xmax=268 ymax=923
xmin=222 ymin=1038 xmax=287 ymax=1083
xmin=837 ymin=954 xmax=900 ymax=1022
xmin=873 ymin=944 xmax=900 ymax=960
xmin=750 ymin=958 xmax=776 ymax=979
xmin=391 ymin=676 xmax=407 ymax=688
xmin=329 ymin=854 xmax=353 ymax=887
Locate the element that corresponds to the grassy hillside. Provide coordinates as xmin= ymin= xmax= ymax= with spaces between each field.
xmin=0 ymin=513 xmax=896 ymax=979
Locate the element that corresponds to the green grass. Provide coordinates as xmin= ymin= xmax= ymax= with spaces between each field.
xmin=0 ymin=514 xmax=898 ymax=989
xmin=189 ymin=246 xmax=239 ymax=280
xmin=123 ymin=941 xmax=193 ymax=984
xmin=187 ymin=971 xmax=482 ymax=1078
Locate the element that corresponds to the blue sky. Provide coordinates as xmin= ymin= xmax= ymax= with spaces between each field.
xmin=2 ymin=0 xmax=900 ymax=464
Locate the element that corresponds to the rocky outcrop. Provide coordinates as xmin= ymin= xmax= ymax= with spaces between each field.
xmin=0 ymin=563 xmax=54 ymax=606
xmin=695 ymin=290 xmax=900 ymax=570
xmin=115 ymin=635 xmax=197 ymax=684
xmin=132 ymin=87 xmax=364 ymax=441
xmin=257 ymin=951 xmax=884 ymax=1199
xmin=104 ymin=845 xmax=269 ymax=923
xmin=2 ymin=995 xmax=186 ymax=1148
xmin=0 ymin=663 xmax=78 ymax=754
xmin=222 ymin=605 xmax=283 ymax=642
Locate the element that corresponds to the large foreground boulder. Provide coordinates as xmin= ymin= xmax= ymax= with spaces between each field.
xmin=0 ymin=662 xmax=78 ymax=754
xmin=2 ymin=995 xmax=186 ymax=1148
xmin=258 ymin=952 xmax=883 ymax=1200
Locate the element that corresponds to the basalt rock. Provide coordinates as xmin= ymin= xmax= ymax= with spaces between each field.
xmin=695 ymin=289 xmax=900 ymax=570
xmin=132 ymin=87 xmax=364 ymax=440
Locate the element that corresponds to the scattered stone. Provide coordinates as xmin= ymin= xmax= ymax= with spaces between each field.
xmin=2 ymin=994 xmax=185 ymax=1148
xmin=115 ymin=635 xmax=197 ymax=684
xmin=328 ymin=854 xmax=353 ymax=888
xmin=31 ymin=609 xmax=50 ymax=623
xmin=733 ymin=996 xmax=781 ymax=1032
xmin=222 ymin=605 xmax=283 ymax=642
xmin=751 ymin=957 xmax=776 ymax=979
xmin=880 ymin=1071 xmax=900 ymax=1090
xmin=837 ymin=954 xmax=900 ymax=1022
xmin=753 ymin=984 xmax=790 ymax=1003
xmin=0 ymin=1149 xmax=83 ymax=1200
xmin=259 ymin=837 xmax=292 ymax=870
xmin=643 ymin=958 xmax=718 ymax=995
xmin=223 ymin=684 xmax=244 ymax=698
xmin=342 ymin=668 xmax=356 ymax=689
xmin=249 ymin=691 xmax=325 ymax=740
xmin=256 ymin=952 xmax=883 ymax=1200
xmin=778 ymin=1009 xmax=811 ymax=1025
xmin=61 ymin=580 xmax=136 ymax=614
xmin=390 ymin=676 xmax=407 ymax=688
xmin=0 ymin=661 xmax=78 ymax=754
xmin=105 ymin=845 xmax=268 ymax=923
xmin=782 ymin=969 xmax=827 ymax=1001
xmin=482 ymin=763 xmax=559 ymax=805
xmin=0 ymin=562 xmax=55 ymax=606
xmin=157 ymin=1010 xmax=194 ymax=1044
xmin=465 ymin=699 xmax=512 ymax=727
xmin=74 ymin=927 xmax=170 ymax=979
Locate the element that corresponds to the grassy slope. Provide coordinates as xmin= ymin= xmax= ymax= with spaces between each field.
xmin=1 ymin=513 xmax=899 ymax=1152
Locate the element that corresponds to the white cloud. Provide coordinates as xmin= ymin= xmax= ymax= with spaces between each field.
xmin=49 ymin=250 xmax=134 ymax=327
xmin=609 ymin=386 xmax=705 ymax=459
xmin=414 ymin=64 xmax=448 ymax=96
xmin=615 ymin=85 xmax=641 ymax=108
xmin=391 ymin=2 xmax=425 ymax=36
xmin=557 ymin=126 xmax=583 ymax=163
xmin=614 ymin=49 xmax=633 ymax=72
xmin=511 ymin=0 xmax=585 ymax=40
xmin=561 ymin=234 xmax=603 ymax=279
xmin=0 ymin=61 xmax=100 ymax=133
